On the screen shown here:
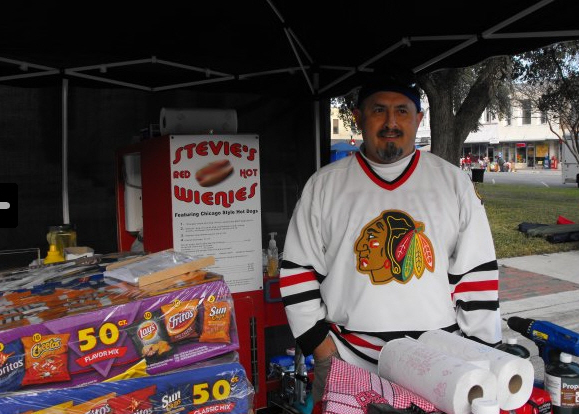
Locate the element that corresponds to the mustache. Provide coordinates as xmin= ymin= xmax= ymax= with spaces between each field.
xmin=377 ymin=128 xmax=403 ymax=137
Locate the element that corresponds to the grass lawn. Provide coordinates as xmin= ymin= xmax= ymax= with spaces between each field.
xmin=476 ymin=183 xmax=579 ymax=258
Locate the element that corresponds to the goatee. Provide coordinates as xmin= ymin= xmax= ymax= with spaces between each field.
xmin=376 ymin=142 xmax=403 ymax=163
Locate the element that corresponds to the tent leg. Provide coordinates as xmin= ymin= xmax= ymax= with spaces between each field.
xmin=62 ymin=78 xmax=70 ymax=225
xmin=314 ymin=99 xmax=321 ymax=171
xmin=314 ymin=72 xmax=321 ymax=171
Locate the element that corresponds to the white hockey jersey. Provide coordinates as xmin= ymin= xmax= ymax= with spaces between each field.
xmin=279 ymin=150 xmax=501 ymax=373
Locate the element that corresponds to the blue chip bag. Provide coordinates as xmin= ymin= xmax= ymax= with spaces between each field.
xmin=0 ymin=339 xmax=25 ymax=392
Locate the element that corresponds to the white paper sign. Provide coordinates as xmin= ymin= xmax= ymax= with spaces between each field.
xmin=170 ymin=134 xmax=262 ymax=293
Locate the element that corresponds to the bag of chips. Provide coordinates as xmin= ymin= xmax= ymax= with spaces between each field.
xmin=199 ymin=299 xmax=232 ymax=343
xmin=21 ymin=334 xmax=71 ymax=386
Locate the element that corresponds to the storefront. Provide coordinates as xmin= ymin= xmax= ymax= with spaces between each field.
xmin=497 ymin=140 xmax=560 ymax=170
xmin=463 ymin=139 xmax=560 ymax=171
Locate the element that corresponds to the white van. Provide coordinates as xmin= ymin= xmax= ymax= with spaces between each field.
xmin=562 ymin=140 xmax=579 ymax=186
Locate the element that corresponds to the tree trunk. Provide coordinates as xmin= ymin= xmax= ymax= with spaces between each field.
xmin=417 ymin=57 xmax=510 ymax=165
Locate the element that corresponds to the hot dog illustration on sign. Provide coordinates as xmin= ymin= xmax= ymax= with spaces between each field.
xmin=195 ymin=160 xmax=234 ymax=187
xmin=354 ymin=210 xmax=435 ymax=284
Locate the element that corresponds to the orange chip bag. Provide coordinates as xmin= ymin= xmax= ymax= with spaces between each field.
xmin=21 ymin=334 xmax=71 ymax=386
xmin=199 ymin=299 xmax=232 ymax=343
xmin=161 ymin=299 xmax=200 ymax=343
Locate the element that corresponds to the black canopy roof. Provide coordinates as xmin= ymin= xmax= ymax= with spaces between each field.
xmin=1 ymin=0 xmax=578 ymax=98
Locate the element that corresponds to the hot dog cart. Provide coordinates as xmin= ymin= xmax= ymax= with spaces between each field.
xmin=115 ymin=133 xmax=295 ymax=411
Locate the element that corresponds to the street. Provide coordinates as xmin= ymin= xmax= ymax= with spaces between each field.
xmin=468 ymin=168 xmax=573 ymax=188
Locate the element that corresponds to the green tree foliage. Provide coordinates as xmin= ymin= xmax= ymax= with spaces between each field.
xmin=513 ymin=40 xmax=579 ymax=164
xmin=331 ymin=92 xmax=360 ymax=135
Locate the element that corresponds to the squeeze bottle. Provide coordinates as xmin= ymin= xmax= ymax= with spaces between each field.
xmin=267 ymin=232 xmax=279 ymax=277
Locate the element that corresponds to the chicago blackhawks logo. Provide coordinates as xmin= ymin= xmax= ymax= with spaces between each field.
xmin=354 ymin=210 xmax=435 ymax=284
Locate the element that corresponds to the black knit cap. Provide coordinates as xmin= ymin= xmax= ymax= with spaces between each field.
xmin=356 ymin=68 xmax=421 ymax=112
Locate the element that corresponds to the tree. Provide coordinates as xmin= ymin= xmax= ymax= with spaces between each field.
xmin=512 ymin=40 xmax=579 ymax=165
xmin=417 ymin=57 xmax=513 ymax=164
xmin=333 ymin=56 xmax=513 ymax=165
xmin=332 ymin=96 xmax=359 ymax=136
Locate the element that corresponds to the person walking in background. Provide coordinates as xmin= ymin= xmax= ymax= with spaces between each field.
xmin=279 ymin=68 xmax=502 ymax=405
xmin=498 ymin=154 xmax=505 ymax=172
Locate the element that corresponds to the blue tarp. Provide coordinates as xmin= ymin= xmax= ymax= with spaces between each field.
xmin=331 ymin=142 xmax=359 ymax=152
xmin=330 ymin=142 xmax=359 ymax=162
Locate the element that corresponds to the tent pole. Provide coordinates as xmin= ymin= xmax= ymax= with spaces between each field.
xmin=315 ymin=100 xmax=320 ymax=171
xmin=62 ymin=78 xmax=70 ymax=225
xmin=314 ymin=73 xmax=321 ymax=170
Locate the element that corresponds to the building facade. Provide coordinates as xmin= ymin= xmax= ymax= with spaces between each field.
xmin=330 ymin=107 xmax=362 ymax=144
xmin=463 ymin=98 xmax=561 ymax=170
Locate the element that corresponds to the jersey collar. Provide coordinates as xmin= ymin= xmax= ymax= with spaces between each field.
xmin=355 ymin=150 xmax=420 ymax=190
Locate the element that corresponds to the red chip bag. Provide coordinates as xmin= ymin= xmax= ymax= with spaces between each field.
xmin=107 ymin=385 xmax=156 ymax=413
xmin=21 ymin=334 xmax=71 ymax=386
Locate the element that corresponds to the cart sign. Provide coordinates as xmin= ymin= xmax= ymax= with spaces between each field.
xmin=170 ymin=134 xmax=262 ymax=293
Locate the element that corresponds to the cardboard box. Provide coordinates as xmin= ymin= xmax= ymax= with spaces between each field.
xmin=0 ymin=358 xmax=253 ymax=414
xmin=64 ymin=246 xmax=94 ymax=260
xmin=0 ymin=278 xmax=239 ymax=393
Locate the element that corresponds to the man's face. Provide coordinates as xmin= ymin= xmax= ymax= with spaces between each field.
xmin=353 ymin=91 xmax=423 ymax=164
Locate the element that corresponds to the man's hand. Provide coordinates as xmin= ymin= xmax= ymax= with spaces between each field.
xmin=313 ymin=335 xmax=338 ymax=360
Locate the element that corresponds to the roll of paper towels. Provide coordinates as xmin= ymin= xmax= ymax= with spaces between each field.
xmin=159 ymin=108 xmax=238 ymax=135
xmin=471 ymin=398 xmax=500 ymax=414
xmin=418 ymin=330 xmax=534 ymax=411
xmin=378 ymin=337 xmax=497 ymax=414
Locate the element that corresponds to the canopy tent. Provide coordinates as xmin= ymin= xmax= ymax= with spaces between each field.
xmin=1 ymin=0 xmax=578 ymax=98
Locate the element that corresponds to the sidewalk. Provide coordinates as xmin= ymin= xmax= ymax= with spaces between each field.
xmin=497 ymin=250 xmax=579 ymax=380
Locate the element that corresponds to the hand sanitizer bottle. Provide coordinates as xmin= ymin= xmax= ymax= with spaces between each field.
xmin=267 ymin=232 xmax=279 ymax=277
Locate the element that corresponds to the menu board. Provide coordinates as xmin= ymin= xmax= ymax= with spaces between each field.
xmin=170 ymin=135 xmax=262 ymax=293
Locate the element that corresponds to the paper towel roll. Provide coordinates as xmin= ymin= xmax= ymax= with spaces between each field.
xmin=378 ymin=337 xmax=497 ymax=414
xmin=471 ymin=398 xmax=500 ymax=414
xmin=418 ymin=330 xmax=534 ymax=411
xmin=159 ymin=108 xmax=238 ymax=135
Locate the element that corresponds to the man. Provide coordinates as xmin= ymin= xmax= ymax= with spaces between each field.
xmin=498 ymin=154 xmax=505 ymax=172
xmin=279 ymin=70 xmax=501 ymax=404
